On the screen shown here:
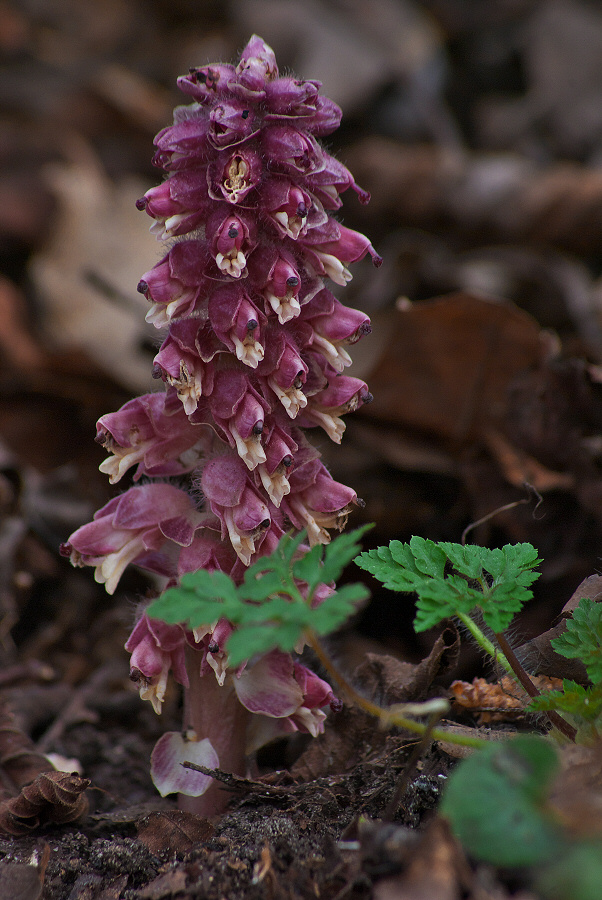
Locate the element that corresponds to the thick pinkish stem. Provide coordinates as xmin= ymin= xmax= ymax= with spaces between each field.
xmin=179 ymin=646 xmax=250 ymax=817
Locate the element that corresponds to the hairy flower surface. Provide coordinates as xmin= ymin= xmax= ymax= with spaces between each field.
xmin=65 ymin=36 xmax=379 ymax=799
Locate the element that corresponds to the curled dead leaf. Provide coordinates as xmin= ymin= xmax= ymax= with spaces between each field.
xmin=0 ymin=771 xmax=90 ymax=836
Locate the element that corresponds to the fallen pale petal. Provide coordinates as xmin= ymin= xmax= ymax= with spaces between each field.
xmin=151 ymin=732 xmax=218 ymax=797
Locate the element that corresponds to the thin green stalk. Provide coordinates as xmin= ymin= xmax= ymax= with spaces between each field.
xmin=455 ymin=611 xmax=514 ymax=676
xmin=306 ymin=631 xmax=490 ymax=750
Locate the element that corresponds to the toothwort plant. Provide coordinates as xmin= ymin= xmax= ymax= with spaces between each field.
xmin=61 ymin=36 xmax=380 ymax=815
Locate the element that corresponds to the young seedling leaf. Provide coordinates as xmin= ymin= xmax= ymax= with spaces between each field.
xmin=551 ymin=598 xmax=602 ymax=685
xmin=440 ymin=735 xmax=563 ymax=867
xmin=528 ymin=680 xmax=602 ymax=724
xmin=311 ymin=583 xmax=369 ymax=635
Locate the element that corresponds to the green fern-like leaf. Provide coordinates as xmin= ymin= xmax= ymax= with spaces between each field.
xmin=355 ymin=537 xmax=541 ymax=633
xmin=551 ymin=598 xmax=602 ymax=685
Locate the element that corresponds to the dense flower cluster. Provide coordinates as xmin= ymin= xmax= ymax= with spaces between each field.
xmin=61 ymin=36 xmax=378 ymax=789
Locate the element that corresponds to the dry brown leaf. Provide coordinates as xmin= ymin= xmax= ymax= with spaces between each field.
xmin=361 ymin=292 xmax=557 ymax=446
xmin=136 ymin=810 xmax=214 ymax=856
xmin=484 ymin=428 xmax=575 ymax=493
xmin=346 ymin=137 xmax=602 ymax=257
xmin=450 ymin=675 xmax=563 ymax=724
xmin=550 ymin=742 xmax=602 ymax=838
xmin=134 ymin=868 xmax=188 ymax=900
xmin=30 ymin=150 xmax=158 ymax=393
xmin=0 ymin=771 xmax=90 ymax=836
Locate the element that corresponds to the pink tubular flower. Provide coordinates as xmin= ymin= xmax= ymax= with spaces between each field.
xmin=208 ymin=284 xmax=265 ymax=366
xmin=281 ymin=454 xmax=358 ymax=545
xmin=137 ymin=171 xmax=210 ymax=239
xmin=96 ymin=390 xmax=210 ymax=483
xmin=190 ymin=369 xmax=269 ymax=469
xmin=138 ymin=240 xmax=210 ymax=326
xmin=126 ymin=613 xmax=189 ymax=714
xmin=61 ymin=483 xmax=204 ymax=594
xmin=234 ymin=650 xmax=336 ymax=751
xmin=152 ymin=115 xmax=211 ymax=171
xmin=207 ymin=207 xmax=257 ymax=278
xmin=201 ymin=454 xmax=273 ymax=566
xmin=301 ymin=376 xmax=373 ymax=443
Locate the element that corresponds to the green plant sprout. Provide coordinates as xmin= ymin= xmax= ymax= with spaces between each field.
xmin=150 ymin=525 xmax=602 ymax=749
xmin=148 ymin=526 xmax=488 ymax=750
xmin=355 ymin=535 xmax=579 ymax=742
xmin=528 ymin=597 xmax=602 ymax=744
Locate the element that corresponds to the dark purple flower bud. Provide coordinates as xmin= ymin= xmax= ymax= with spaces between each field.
xmin=233 ymin=34 xmax=278 ymax=97
xmin=152 ymin=115 xmax=211 ymax=170
xmin=177 ymin=64 xmax=237 ymax=102
xmin=208 ymin=284 xmax=265 ymax=367
xmin=261 ymin=125 xmax=324 ymax=176
xmin=208 ymin=101 xmax=260 ymax=149
xmin=264 ymin=78 xmax=322 ymax=117
xmin=303 ymin=96 xmax=343 ymax=136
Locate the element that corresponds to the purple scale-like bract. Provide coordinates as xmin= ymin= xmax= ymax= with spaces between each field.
xmin=62 ymin=36 xmax=380 ymax=814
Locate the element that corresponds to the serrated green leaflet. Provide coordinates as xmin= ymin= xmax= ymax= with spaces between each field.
xmin=355 ymin=538 xmax=541 ymax=634
xmin=528 ymin=680 xmax=602 ymax=723
xmin=148 ymin=527 xmax=371 ymax=666
xmin=551 ymin=598 xmax=602 ymax=685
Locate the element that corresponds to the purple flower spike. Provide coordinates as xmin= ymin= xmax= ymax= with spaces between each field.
xmin=67 ymin=36 xmax=379 ymax=807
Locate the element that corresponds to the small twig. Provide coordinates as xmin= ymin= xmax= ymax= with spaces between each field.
xmin=381 ymin=710 xmax=441 ymax=822
xmin=461 ymin=483 xmax=543 ymax=545
xmin=495 ymin=631 xmax=577 ymax=742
